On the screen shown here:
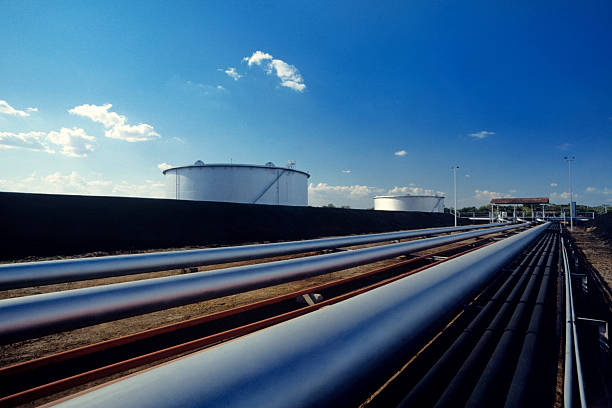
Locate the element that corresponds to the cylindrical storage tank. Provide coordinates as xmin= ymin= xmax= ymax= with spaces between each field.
xmin=163 ymin=162 xmax=309 ymax=206
xmin=374 ymin=195 xmax=445 ymax=212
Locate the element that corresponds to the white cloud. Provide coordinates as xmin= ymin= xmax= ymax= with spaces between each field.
xmin=473 ymin=189 xmax=511 ymax=204
xmin=243 ymin=50 xmax=273 ymax=66
xmin=388 ymin=186 xmax=445 ymax=197
xmin=550 ymin=191 xmax=572 ymax=201
xmin=0 ymin=128 xmax=95 ymax=157
xmin=308 ymin=182 xmax=446 ymax=208
xmin=309 ymin=182 xmax=382 ymax=196
xmin=508 ymin=189 xmax=517 ymax=193
xmin=69 ymin=103 xmax=160 ymax=142
xmin=549 ymin=191 xmax=580 ymax=203
xmin=584 ymin=186 xmax=612 ymax=196
xmin=224 ymin=67 xmax=242 ymax=81
xmin=0 ymin=171 xmax=165 ymax=198
xmin=268 ymin=59 xmax=306 ymax=92
xmin=26 ymin=107 xmax=38 ymax=112
xmin=308 ymin=182 xmax=385 ymax=208
xmin=342 ymin=170 xmax=352 ymax=174
xmin=69 ymin=103 xmax=124 ymax=127
xmin=157 ymin=163 xmax=172 ymax=171
xmin=550 ymin=183 xmax=558 ymax=187
xmin=186 ymin=80 xmax=226 ymax=95
xmin=46 ymin=127 xmax=95 ymax=157
xmin=243 ymin=50 xmax=306 ymax=92
xmin=105 ymin=123 xmax=160 ymax=142
xmin=469 ymin=130 xmax=495 ymax=139
xmin=0 ymin=100 xmax=31 ymax=117
xmin=394 ymin=150 xmax=407 ymax=156
xmin=0 ymin=131 xmax=52 ymax=153
xmin=465 ymin=174 xmax=471 ymax=178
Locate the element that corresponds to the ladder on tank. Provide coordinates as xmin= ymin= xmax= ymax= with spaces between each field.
xmin=251 ymin=169 xmax=288 ymax=204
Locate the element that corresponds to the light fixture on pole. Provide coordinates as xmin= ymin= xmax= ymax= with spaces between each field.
xmin=452 ymin=165 xmax=459 ymax=227
xmin=564 ymin=156 xmax=575 ymax=231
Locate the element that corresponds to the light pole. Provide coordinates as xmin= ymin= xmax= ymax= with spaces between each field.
xmin=564 ymin=156 xmax=575 ymax=231
xmin=452 ymin=165 xmax=459 ymax=227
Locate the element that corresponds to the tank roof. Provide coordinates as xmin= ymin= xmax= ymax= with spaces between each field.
xmin=162 ymin=163 xmax=310 ymax=178
xmin=374 ymin=195 xmax=445 ymax=199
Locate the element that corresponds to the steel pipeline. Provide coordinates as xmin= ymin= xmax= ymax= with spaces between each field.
xmin=0 ymin=223 xmax=525 ymax=344
xmin=52 ymin=223 xmax=549 ymax=408
xmin=0 ymin=223 xmax=510 ymax=290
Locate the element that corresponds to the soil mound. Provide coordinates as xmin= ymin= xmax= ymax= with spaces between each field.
xmin=585 ymin=213 xmax=612 ymax=244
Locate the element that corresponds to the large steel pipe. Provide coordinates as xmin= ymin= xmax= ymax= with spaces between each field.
xmin=0 ymin=224 xmax=523 ymax=345
xmin=0 ymin=222 xmax=509 ymax=290
xmin=54 ymin=223 xmax=549 ymax=408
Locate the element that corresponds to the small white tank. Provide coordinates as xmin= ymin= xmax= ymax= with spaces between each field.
xmin=163 ymin=161 xmax=309 ymax=206
xmin=374 ymin=195 xmax=445 ymax=212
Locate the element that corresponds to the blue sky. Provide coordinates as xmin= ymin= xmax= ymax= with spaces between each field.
xmin=1 ymin=1 xmax=610 ymax=208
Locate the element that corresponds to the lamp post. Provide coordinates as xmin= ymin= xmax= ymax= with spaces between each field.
xmin=452 ymin=165 xmax=459 ymax=227
xmin=564 ymin=156 xmax=575 ymax=231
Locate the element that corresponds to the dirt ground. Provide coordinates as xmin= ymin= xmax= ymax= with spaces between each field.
xmin=571 ymin=227 xmax=612 ymax=300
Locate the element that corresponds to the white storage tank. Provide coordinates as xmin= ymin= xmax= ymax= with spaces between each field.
xmin=374 ymin=195 xmax=445 ymax=212
xmin=163 ymin=161 xmax=309 ymax=206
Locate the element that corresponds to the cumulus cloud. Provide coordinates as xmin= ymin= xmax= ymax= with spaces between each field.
xmin=0 ymin=131 xmax=52 ymax=153
xmin=309 ymin=182 xmax=382 ymax=196
xmin=0 ymin=100 xmax=32 ymax=117
xmin=0 ymin=128 xmax=95 ymax=157
xmin=388 ymin=186 xmax=445 ymax=196
xmin=243 ymin=50 xmax=274 ymax=66
xmin=157 ymin=163 xmax=172 ymax=171
xmin=0 ymin=171 xmax=164 ymax=198
xmin=394 ymin=150 xmax=407 ymax=156
xmin=224 ymin=67 xmax=242 ymax=81
xmin=550 ymin=183 xmax=558 ymax=187
xmin=105 ymin=123 xmax=160 ymax=142
xmin=69 ymin=103 xmax=160 ymax=142
xmin=308 ymin=182 xmax=384 ymax=208
xmin=469 ymin=130 xmax=495 ymax=139
xmin=69 ymin=104 xmax=124 ymax=127
xmin=242 ymin=50 xmax=306 ymax=92
xmin=584 ymin=186 xmax=611 ymax=195
xmin=308 ymin=182 xmax=447 ymax=208
xmin=46 ymin=127 xmax=95 ymax=157
xmin=342 ymin=170 xmax=352 ymax=174
xmin=473 ymin=189 xmax=511 ymax=203
xmin=550 ymin=191 xmax=579 ymax=202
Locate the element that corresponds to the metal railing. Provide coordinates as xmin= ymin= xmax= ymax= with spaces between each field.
xmin=562 ymin=232 xmax=587 ymax=408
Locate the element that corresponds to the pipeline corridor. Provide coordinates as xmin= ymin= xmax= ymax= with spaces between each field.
xmin=366 ymin=225 xmax=561 ymax=408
